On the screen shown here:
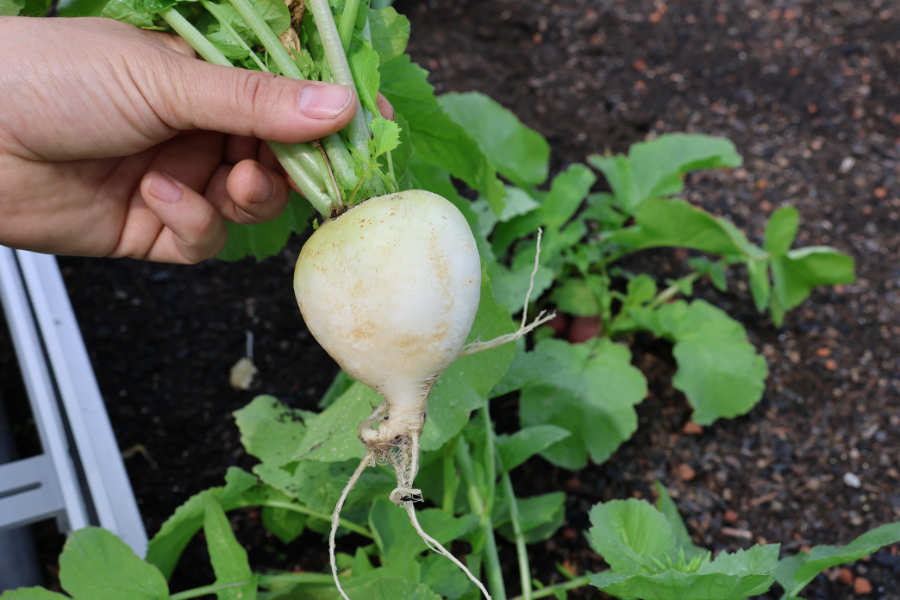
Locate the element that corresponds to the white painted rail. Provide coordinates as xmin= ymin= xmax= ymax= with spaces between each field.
xmin=0 ymin=247 xmax=147 ymax=557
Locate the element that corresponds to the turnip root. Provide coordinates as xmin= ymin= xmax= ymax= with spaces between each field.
xmin=294 ymin=190 xmax=553 ymax=599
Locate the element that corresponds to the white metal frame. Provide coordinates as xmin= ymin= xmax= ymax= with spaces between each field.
xmin=0 ymin=247 xmax=147 ymax=557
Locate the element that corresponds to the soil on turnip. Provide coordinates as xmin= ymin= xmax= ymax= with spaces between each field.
xmin=1 ymin=0 xmax=897 ymax=598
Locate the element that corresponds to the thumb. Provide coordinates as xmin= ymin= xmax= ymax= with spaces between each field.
xmin=147 ymin=57 xmax=359 ymax=143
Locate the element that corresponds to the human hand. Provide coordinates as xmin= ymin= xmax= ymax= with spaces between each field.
xmin=0 ymin=17 xmax=393 ymax=263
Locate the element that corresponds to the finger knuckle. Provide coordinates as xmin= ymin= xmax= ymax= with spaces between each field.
xmin=236 ymin=71 xmax=272 ymax=114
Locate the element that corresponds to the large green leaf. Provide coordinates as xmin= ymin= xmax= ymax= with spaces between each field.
xmin=603 ymin=199 xmax=766 ymax=260
xmin=419 ymin=269 xmax=516 ymax=451
xmin=438 ymin=92 xmax=550 ymax=189
xmin=519 ymin=338 xmax=647 ymax=469
xmin=380 ymin=56 xmax=505 ymax=215
xmin=101 ymin=0 xmax=161 ymax=28
xmin=59 ymin=528 xmax=169 ymax=600
xmin=592 ymin=545 xmax=778 ymax=600
xmin=775 ymin=522 xmax=900 ymax=598
xmin=495 ymin=425 xmax=570 ymax=471
xmin=203 ymin=496 xmax=256 ymax=600
xmin=289 ymin=381 xmax=382 ymax=462
xmin=588 ymin=499 xmax=677 ymax=574
xmin=654 ymin=300 xmax=767 ymax=425
xmin=588 ymin=134 xmax=741 ymax=215
xmin=234 ymin=395 xmax=307 ymax=466
xmin=218 ymin=192 xmax=314 ymax=261
xmin=368 ymin=7 xmax=410 ymax=64
xmin=147 ymin=467 xmax=259 ymax=579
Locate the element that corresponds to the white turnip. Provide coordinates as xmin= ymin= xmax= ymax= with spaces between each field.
xmin=294 ymin=190 xmax=553 ymax=599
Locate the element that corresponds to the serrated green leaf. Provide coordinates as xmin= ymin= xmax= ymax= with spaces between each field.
xmin=203 ymin=496 xmax=256 ymax=600
xmin=603 ymin=199 xmax=766 ymax=260
xmin=520 ymin=338 xmax=647 ymax=469
xmin=218 ymin=192 xmax=313 ymax=261
xmin=592 ymin=544 xmax=778 ymax=600
xmin=764 ymin=206 xmax=799 ymax=255
xmin=587 ymin=499 xmax=677 ymax=574
xmin=147 ymin=467 xmax=259 ymax=579
xmin=655 ymin=300 xmax=767 ymax=425
xmin=589 ymin=134 xmax=742 ymax=215
xmin=775 ymin=522 xmax=900 ymax=597
xmin=59 ymin=528 xmax=169 ymax=600
xmin=439 ymin=92 xmax=550 ymax=189
xmin=235 ymin=396 xmax=308 ymax=466
xmin=380 ymin=56 xmax=505 ymax=215
xmin=368 ymin=7 xmax=410 ymax=64
xmin=0 ymin=589 xmax=68 ymax=600
xmin=496 ymin=425 xmax=571 ymax=471
xmin=770 ymin=246 xmax=855 ymax=327
xmin=654 ymin=482 xmax=704 ymax=560
xmin=349 ymin=41 xmax=381 ymax=116
xmin=592 ymin=561 xmax=774 ymax=600
xmin=420 ymin=269 xmax=516 ymax=451
xmin=290 ymin=381 xmax=382 ymax=462
xmin=370 ymin=116 xmax=401 ymax=159
xmin=487 ymin=260 xmax=554 ymax=314
xmin=489 ymin=342 xmax=561 ymax=398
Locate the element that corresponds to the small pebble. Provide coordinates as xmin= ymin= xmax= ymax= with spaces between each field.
xmin=853 ymin=576 xmax=872 ymax=594
xmin=839 ymin=567 xmax=854 ymax=584
xmin=724 ymin=509 xmax=738 ymax=524
xmin=682 ymin=421 xmax=703 ymax=435
xmin=677 ymin=463 xmax=697 ymax=481
xmin=844 ymin=472 xmax=862 ymax=488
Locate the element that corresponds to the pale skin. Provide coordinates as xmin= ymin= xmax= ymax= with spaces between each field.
xmin=0 ymin=17 xmax=395 ymax=264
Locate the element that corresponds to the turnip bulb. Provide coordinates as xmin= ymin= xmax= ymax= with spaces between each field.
xmin=293 ymin=189 xmax=481 ymax=450
xmin=293 ymin=190 xmax=552 ymax=600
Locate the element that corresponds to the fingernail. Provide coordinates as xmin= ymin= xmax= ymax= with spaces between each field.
xmin=148 ymin=172 xmax=183 ymax=204
xmin=298 ymin=84 xmax=352 ymax=119
xmin=249 ymin=165 xmax=276 ymax=204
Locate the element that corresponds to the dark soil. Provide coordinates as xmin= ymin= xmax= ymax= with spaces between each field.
xmin=2 ymin=0 xmax=898 ymax=598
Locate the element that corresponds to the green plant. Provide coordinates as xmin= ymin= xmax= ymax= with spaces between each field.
xmin=2 ymin=1 xmax=884 ymax=600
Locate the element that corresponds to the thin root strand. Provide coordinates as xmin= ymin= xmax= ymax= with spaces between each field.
xmin=330 ymin=450 xmax=375 ymax=600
